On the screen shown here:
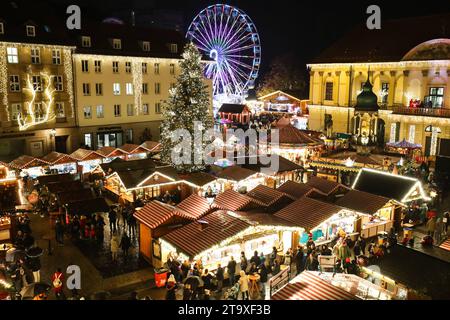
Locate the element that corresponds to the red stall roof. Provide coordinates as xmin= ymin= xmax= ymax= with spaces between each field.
xmin=41 ymin=152 xmax=77 ymax=165
xmin=213 ymin=189 xmax=255 ymax=211
xmin=70 ymin=149 xmax=105 ymax=161
xmin=9 ymin=155 xmax=50 ymax=169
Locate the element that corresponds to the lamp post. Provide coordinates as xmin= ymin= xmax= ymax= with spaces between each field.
xmin=50 ymin=128 xmax=56 ymax=152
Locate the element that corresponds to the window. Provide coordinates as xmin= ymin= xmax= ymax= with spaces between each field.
xmin=34 ymin=103 xmax=43 ymax=121
xmin=408 ymin=125 xmax=416 ymax=143
xmin=52 ymin=50 xmax=61 ymax=65
xmin=126 ymin=83 xmax=133 ymax=95
xmin=381 ymin=82 xmax=389 ymax=104
xmin=125 ymin=128 xmax=133 ymax=143
xmin=7 ymin=47 xmax=18 ymax=63
xmin=155 ymin=83 xmax=161 ymax=94
xmin=10 ymin=103 xmax=21 ymax=121
xmin=325 ymin=82 xmax=333 ymax=101
xmin=142 ymin=62 xmax=147 ymax=74
xmin=26 ymin=25 xmax=35 ymax=37
xmin=9 ymin=75 xmax=20 ymax=92
xmin=113 ymin=83 xmax=120 ymax=95
xmin=125 ymin=62 xmax=132 ymax=73
xmin=0 ymin=23 xmax=4 ymax=35
xmin=96 ymin=105 xmax=104 ymax=118
xmin=81 ymin=60 xmax=89 ymax=72
xmin=127 ymin=104 xmax=134 ymax=116
xmin=142 ymin=83 xmax=148 ymax=95
xmin=154 ymin=63 xmax=160 ymax=75
xmin=32 ymin=75 xmax=42 ymax=91
xmin=112 ymin=61 xmax=119 ymax=73
xmin=55 ymin=102 xmax=65 ymax=118
xmin=170 ymin=63 xmax=175 ymax=75
xmin=54 ymin=76 xmax=63 ymax=91
xmin=142 ymin=103 xmax=149 ymax=115
xmin=95 ymin=83 xmax=103 ymax=96
xmin=426 ymin=87 xmax=444 ymax=108
xmin=83 ymin=106 xmax=92 ymax=119
xmin=169 ymin=43 xmax=178 ymax=53
xmin=82 ymin=83 xmax=90 ymax=96
xmin=114 ymin=104 xmax=121 ymax=117
xmin=155 ymin=102 xmax=161 ymax=114
xmin=112 ymin=39 xmax=122 ymax=49
xmin=84 ymin=134 xmax=92 ymax=149
xmin=142 ymin=41 xmax=150 ymax=52
xmin=81 ymin=36 xmax=91 ymax=48
xmin=31 ymin=47 xmax=40 ymax=64
xmin=94 ymin=60 xmax=101 ymax=73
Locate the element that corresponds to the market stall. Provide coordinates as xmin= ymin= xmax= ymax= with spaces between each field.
xmin=96 ymin=146 xmax=128 ymax=163
xmin=119 ymin=144 xmax=150 ymax=161
xmin=69 ymin=148 xmax=105 ymax=174
xmin=8 ymin=155 xmax=51 ymax=178
xmin=40 ymin=152 xmax=77 ymax=174
xmin=0 ymin=163 xmax=21 ymax=211
xmin=386 ymin=139 xmax=422 ymax=159
xmin=0 ymin=216 xmax=12 ymax=242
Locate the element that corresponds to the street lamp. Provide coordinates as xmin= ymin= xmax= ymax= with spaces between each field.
xmin=50 ymin=129 xmax=56 ymax=151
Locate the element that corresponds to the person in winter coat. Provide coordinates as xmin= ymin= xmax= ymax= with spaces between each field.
xmin=26 ymin=256 xmax=41 ymax=283
xmin=295 ymin=246 xmax=304 ymax=275
xmin=272 ymin=259 xmax=281 ymax=275
xmin=250 ymin=251 xmax=261 ymax=267
xmin=240 ymin=252 xmax=248 ymax=274
xmin=338 ymin=241 xmax=352 ymax=265
xmin=443 ymin=212 xmax=449 ymax=233
xmin=181 ymin=260 xmax=190 ymax=280
xmin=238 ymin=270 xmax=249 ymax=300
xmin=165 ymin=275 xmax=178 ymax=300
xmin=120 ymin=233 xmax=132 ymax=258
xmin=227 ymin=256 xmax=237 ymax=285
xmin=258 ymin=263 xmax=268 ymax=298
xmin=270 ymin=247 xmax=278 ymax=266
xmin=427 ymin=216 xmax=437 ymax=237
xmin=304 ymin=253 xmax=319 ymax=271
xmin=215 ymin=264 xmax=224 ymax=292
xmin=108 ymin=209 xmax=117 ymax=234
xmin=55 ymin=219 xmax=64 ymax=245
xmin=110 ymin=233 xmax=120 ymax=262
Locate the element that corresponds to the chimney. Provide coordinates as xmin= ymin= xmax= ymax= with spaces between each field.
xmin=197 ymin=220 xmax=209 ymax=231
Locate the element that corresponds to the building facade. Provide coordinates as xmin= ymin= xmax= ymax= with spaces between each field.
xmin=307 ymin=15 xmax=450 ymax=158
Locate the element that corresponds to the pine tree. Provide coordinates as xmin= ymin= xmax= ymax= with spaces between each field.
xmin=160 ymin=43 xmax=213 ymax=173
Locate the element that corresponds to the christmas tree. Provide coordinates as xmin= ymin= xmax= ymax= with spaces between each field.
xmin=160 ymin=42 xmax=213 ymax=173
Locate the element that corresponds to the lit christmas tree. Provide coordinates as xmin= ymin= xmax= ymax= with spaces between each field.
xmin=160 ymin=42 xmax=213 ymax=173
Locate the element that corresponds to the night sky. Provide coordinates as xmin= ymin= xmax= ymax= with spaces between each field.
xmin=51 ymin=0 xmax=450 ymax=75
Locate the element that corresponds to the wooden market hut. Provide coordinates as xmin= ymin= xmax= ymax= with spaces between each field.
xmin=245 ymin=184 xmax=295 ymax=212
xmin=69 ymin=148 xmax=105 ymax=174
xmin=96 ymin=146 xmax=128 ymax=161
xmin=218 ymin=103 xmax=251 ymax=125
xmin=40 ymin=152 xmax=78 ymax=174
xmin=119 ymin=144 xmax=150 ymax=160
xmin=140 ymin=141 xmax=162 ymax=154
xmin=258 ymin=90 xmax=308 ymax=115
xmin=306 ymin=176 xmax=350 ymax=199
xmin=276 ymin=180 xmax=327 ymax=200
xmin=8 ymin=155 xmax=51 ymax=176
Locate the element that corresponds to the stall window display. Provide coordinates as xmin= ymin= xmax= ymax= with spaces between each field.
xmin=244 ymin=234 xmax=280 ymax=257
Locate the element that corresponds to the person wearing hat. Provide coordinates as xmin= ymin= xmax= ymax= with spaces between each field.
xmin=165 ymin=274 xmax=177 ymax=300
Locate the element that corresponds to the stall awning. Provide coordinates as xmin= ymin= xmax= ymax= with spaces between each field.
xmin=246 ymin=184 xmax=294 ymax=206
xmin=57 ymin=188 xmax=95 ymax=206
xmin=9 ymin=155 xmax=50 ymax=169
xmin=182 ymin=172 xmax=217 ymax=188
xmin=213 ymin=190 xmax=255 ymax=211
xmin=277 ymin=181 xmax=324 ymax=199
xmin=46 ymin=180 xmax=84 ymax=194
xmin=38 ymin=173 xmax=75 ymax=186
xmin=217 ymin=166 xmax=257 ymax=181
xmin=175 ymin=194 xmax=211 ymax=220
xmin=119 ymin=144 xmax=148 ymax=155
xmin=272 ymin=271 xmax=359 ymax=300
xmin=306 ymin=176 xmax=348 ymax=195
xmin=134 ymin=200 xmax=196 ymax=229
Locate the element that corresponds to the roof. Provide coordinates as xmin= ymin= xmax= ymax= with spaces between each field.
xmin=258 ymin=90 xmax=303 ymax=102
xmin=213 ymin=190 xmax=255 ymax=211
xmin=306 ymin=176 xmax=346 ymax=195
xmin=112 ymin=165 xmax=180 ymax=190
xmin=277 ymin=181 xmax=322 ymax=199
xmin=311 ymin=13 xmax=450 ymax=63
xmin=272 ymin=271 xmax=359 ymax=300
xmin=46 ymin=180 xmax=84 ymax=194
xmin=238 ymin=155 xmax=303 ymax=175
xmin=37 ymin=173 xmax=75 ymax=186
xmin=140 ymin=141 xmax=161 ymax=153
xmin=96 ymin=146 xmax=127 ymax=158
xmin=134 ymin=200 xmax=195 ymax=229
xmin=274 ymin=125 xmax=324 ymax=145
xmin=274 ymin=196 xmax=344 ymax=230
xmin=65 ymin=198 xmax=110 ymax=215
xmin=352 ymin=169 xmax=422 ymax=202
xmin=70 ymin=149 xmax=104 ymax=161
xmin=9 ymin=155 xmax=50 ymax=169
xmin=217 ymin=166 xmax=257 ymax=181
xmin=335 ymin=189 xmax=392 ymax=215
xmin=99 ymin=158 xmax=157 ymax=174
xmin=175 ymin=194 xmax=211 ymax=220
xmin=162 ymin=210 xmax=251 ymax=257
xmin=246 ymin=184 xmax=294 ymax=206
xmin=234 ymin=211 xmax=298 ymax=228
xmin=119 ymin=144 xmax=148 ymax=154
xmin=40 ymin=152 xmax=77 ymax=165
xmin=182 ymin=172 xmax=217 ymax=187
xmin=386 ymin=139 xmax=422 ymax=149
xmin=218 ymin=103 xmax=248 ymax=114
xmin=57 ymin=188 xmax=95 ymax=206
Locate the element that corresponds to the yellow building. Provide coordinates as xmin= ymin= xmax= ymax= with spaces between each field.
xmin=72 ymin=21 xmax=212 ymax=150
xmin=0 ymin=10 xmax=77 ymax=159
xmin=307 ymin=15 xmax=450 ymax=158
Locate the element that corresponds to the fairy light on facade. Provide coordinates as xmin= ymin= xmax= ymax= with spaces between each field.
xmin=63 ymin=48 xmax=75 ymax=118
xmin=0 ymin=45 xmax=9 ymax=120
xmin=132 ymin=61 xmax=143 ymax=115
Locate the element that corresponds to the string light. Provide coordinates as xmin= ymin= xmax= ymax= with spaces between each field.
xmin=0 ymin=45 xmax=8 ymax=120
xmin=63 ymin=48 xmax=75 ymax=118
xmin=132 ymin=61 xmax=143 ymax=115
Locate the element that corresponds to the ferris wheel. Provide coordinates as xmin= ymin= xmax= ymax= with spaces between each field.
xmin=186 ymin=4 xmax=261 ymax=98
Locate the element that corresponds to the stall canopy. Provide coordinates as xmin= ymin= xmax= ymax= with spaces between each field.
xmin=46 ymin=180 xmax=84 ymax=194
xmin=386 ymin=139 xmax=422 ymax=149
xmin=216 ymin=166 xmax=258 ymax=182
xmin=70 ymin=148 xmax=105 ymax=162
xmin=65 ymin=198 xmax=109 ymax=215
xmin=38 ymin=173 xmax=76 ymax=186
xmin=99 ymin=158 xmax=157 ymax=175
xmin=273 ymin=123 xmax=324 ymax=146
xmin=181 ymin=172 xmax=217 ymax=189
xmin=134 ymin=200 xmax=195 ymax=229
xmin=277 ymin=181 xmax=325 ymax=199
xmin=306 ymin=176 xmax=349 ymax=196
xmin=246 ymin=184 xmax=294 ymax=208
xmin=9 ymin=155 xmax=50 ymax=170
xmin=213 ymin=190 xmax=257 ymax=211
xmin=57 ymin=188 xmax=95 ymax=206
xmin=175 ymin=194 xmax=212 ymax=219
xmin=40 ymin=152 xmax=77 ymax=165
xmin=140 ymin=141 xmax=162 ymax=153
xmin=162 ymin=210 xmax=252 ymax=258
xmin=239 ymin=155 xmax=303 ymax=175
xmin=111 ymin=165 xmax=180 ymax=190
xmin=271 ymin=271 xmax=359 ymax=300
xmin=274 ymin=196 xmax=345 ymax=231
xmin=352 ymin=168 xmax=430 ymax=203
xmin=335 ymin=189 xmax=395 ymax=215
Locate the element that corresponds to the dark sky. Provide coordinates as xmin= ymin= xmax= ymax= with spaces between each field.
xmin=51 ymin=0 xmax=450 ymax=74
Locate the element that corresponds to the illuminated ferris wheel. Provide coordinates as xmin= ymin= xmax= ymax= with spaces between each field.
xmin=186 ymin=4 xmax=261 ymax=98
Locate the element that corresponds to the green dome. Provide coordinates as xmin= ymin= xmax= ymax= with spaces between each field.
xmin=355 ymin=79 xmax=379 ymax=112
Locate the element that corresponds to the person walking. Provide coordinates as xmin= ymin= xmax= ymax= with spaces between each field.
xmin=55 ymin=219 xmax=64 ymax=245
xmin=215 ymin=264 xmax=224 ymax=293
xmin=95 ymin=214 xmax=105 ymax=242
xmin=181 ymin=260 xmax=190 ymax=280
xmin=304 ymin=253 xmax=319 ymax=271
xmin=227 ymin=256 xmax=237 ymax=286
xmin=238 ymin=270 xmax=249 ymax=300
xmin=165 ymin=275 xmax=178 ymax=300
xmin=270 ymin=247 xmax=278 ymax=266
xmin=240 ymin=251 xmax=248 ymax=274
xmin=108 ymin=208 xmax=117 ymax=234
xmin=127 ymin=213 xmax=137 ymax=238
xmin=110 ymin=232 xmax=120 ymax=262
xmin=295 ymin=246 xmax=304 ymax=275
xmin=258 ymin=263 xmax=268 ymax=299
xmin=52 ymin=268 xmax=65 ymax=300
xmin=338 ymin=241 xmax=352 ymax=266
xmin=120 ymin=233 xmax=131 ymax=259
xmin=426 ymin=216 xmax=437 ymax=237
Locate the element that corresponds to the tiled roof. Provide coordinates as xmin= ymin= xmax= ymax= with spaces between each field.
xmin=274 ymin=196 xmax=344 ymax=231
xmin=162 ymin=210 xmax=251 ymax=257
xmin=276 ymin=125 xmax=323 ymax=145
xmin=213 ymin=190 xmax=255 ymax=211
xmin=218 ymin=103 xmax=248 ymax=113
xmin=306 ymin=176 xmax=347 ymax=195
xmin=335 ymin=189 xmax=391 ymax=215
xmin=277 ymin=181 xmax=322 ymax=199
xmin=175 ymin=194 xmax=211 ymax=220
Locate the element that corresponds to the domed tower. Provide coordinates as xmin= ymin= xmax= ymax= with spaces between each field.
xmin=351 ymin=73 xmax=380 ymax=155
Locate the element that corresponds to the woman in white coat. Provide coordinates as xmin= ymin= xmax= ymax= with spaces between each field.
xmin=238 ymin=270 xmax=249 ymax=300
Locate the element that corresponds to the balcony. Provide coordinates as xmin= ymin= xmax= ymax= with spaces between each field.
xmin=389 ymin=107 xmax=450 ymax=118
